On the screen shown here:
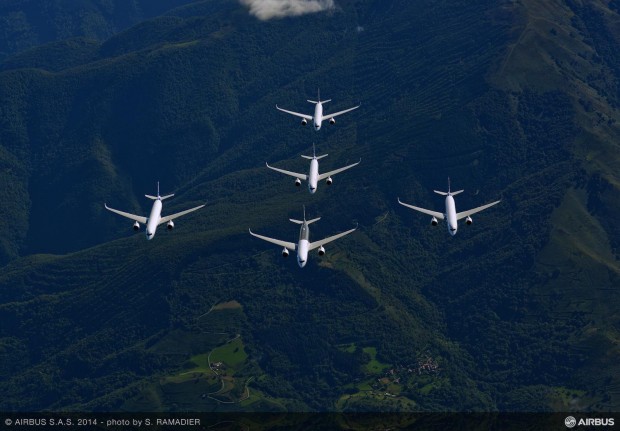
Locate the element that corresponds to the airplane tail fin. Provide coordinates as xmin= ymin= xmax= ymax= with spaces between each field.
xmin=308 ymin=89 xmax=330 ymax=104
xmin=301 ymin=143 xmax=327 ymax=160
xmin=145 ymin=182 xmax=174 ymax=200
xmin=434 ymin=177 xmax=463 ymax=196
xmin=290 ymin=205 xmax=320 ymax=225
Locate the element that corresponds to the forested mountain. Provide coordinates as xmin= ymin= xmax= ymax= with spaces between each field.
xmin=0 ymin=0 xmax=618 ymax=412
xmin=0 ymin=0 xmax=198 ymax=61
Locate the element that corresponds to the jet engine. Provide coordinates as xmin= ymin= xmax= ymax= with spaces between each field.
xmin=318 ymin=246 xmax=326 ymax=256
xmin=282 ymin=247 xmax=289 ymax=257
xmin=133 ymin=221 xmax=140 ymax=231
xmin=466 ymin=216 xmax=472 ymax=225
xmin=295 ymin=178 xmax=302 ymax=187
xmin=431 ymin=217 xmax=438 ymax=226
xmin=326 ymin=177 xmax=333 ymax=186
xmin=167 ymin=220 xmax=175 ymax=230
xmin=301 ymin=118 xmax=308 ymax=126
xmin=329 ymin=118 xmax=336 ymax=125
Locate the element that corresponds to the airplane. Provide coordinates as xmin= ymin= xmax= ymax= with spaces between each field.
xmin=105 ymin=182 xmax=205 ymax=240
xmin=398 ymin=179 xmax=500 ymax=236
xmin=266 ymin=145 xmax=360 ymax=194
xmin=276 ymin=89 xmax=360 ymax=131
xmin=249 ymin=207 xmax=357 ymax=268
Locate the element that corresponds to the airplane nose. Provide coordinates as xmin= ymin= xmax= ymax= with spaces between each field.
xmin=309 ymin=187 xmax=316 ymax=193
xmin=298 ymin=259 xmax=306 ymax=267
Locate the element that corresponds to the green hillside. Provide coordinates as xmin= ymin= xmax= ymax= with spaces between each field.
xmin=0 ymin=0 xmax=619 ymax=412
xmin=0 ymin=0 xmax=198 ymax=62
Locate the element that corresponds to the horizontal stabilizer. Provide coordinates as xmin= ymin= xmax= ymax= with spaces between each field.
xmin=289 ymin=217 xmax=321 ymax=225
xmin=301 ymin=154 xmax=328 ymax=160
xmin=433 ymin=190 xmax=448 ymax=196
xmin=145 ymin=193 xmax=174 ymax=200
xmin=307 ymin=99 xmax=331 ymax=104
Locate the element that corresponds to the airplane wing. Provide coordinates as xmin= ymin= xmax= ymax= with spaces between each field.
xmin=249 ymin=229 xmax=296 ymax=251
xmin=308 ymin=227 xmax=357 ymax=251
xmin=104 ymin=204 xmax=147 ymax=224
xmin=276 ymin=105 xmax=313 ymax=120
xmin=266 ymin=163 xmax=307 ymax=180
xmin=317 ymin=159 xmax=361 ymax=181
xmin=158 ymin=204 xmax=206 ymax=225
xmin=456 ymin=200 xmax=500 ymax=220
xmin=322 ymin=104 xmax=361 ymax=121
xmin=397 ymin=198 xmax=444 ymax=220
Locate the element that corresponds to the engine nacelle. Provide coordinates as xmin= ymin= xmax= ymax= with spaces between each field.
xmin=326 ymin=177 xmax=333 ymax=186
xmin=466 ymin=216 xmax=472 ymax=225
xmin=282 ymin=247 xmax=289 ymax=258
xmin=329 ymin=117 xmax=336 ymax=125
xmin=167 ymin=220 xmax=175 ymax=230
xmin=295 ymin=178 xmax=302 ymax=187
xmin=133 ymin=221 xmax=140 ymax=231
xmin=318 ymin=246 xmax=326 ymax=256
xmin=431 ymin=216 xmax=438 ymax=226
xmin=301 ymin=118 xmax=308 ymax=126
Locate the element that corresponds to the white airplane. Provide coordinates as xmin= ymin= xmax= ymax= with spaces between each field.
xmin=398 ymin=179 xmax=500 ymax=236
xmin=276 ymin=89 xmax=360 ymax=131
xmin=249 ymin=208 xmax=357 ymax=268
xmin=266 ymin=145 xmax=360 ymax=194
xmin=105 ymin=183 xmax=205 ymax=240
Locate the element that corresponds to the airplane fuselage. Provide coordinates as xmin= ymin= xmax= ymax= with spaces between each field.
xmin=297 ymin=223 xmax=311 ymax=267
xmin=308 ymin=158 xmax=319 ymax=193
xmin=146 ymin=199 xmax=163 ymax=240
xmin=313 ymin=103 xmax=323 ymax=130
xmin=444 ymin=195 xmax=458 ymax=236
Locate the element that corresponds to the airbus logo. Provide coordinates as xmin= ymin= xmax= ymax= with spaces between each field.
xmin=565 ymin=416 xmax=615 ymax=428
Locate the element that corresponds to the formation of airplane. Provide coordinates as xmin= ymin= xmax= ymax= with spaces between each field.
xmin=105 ymin=183 xmax=205 ymax=240
xmin=398 ymin=179 xmax=500 ymax=236
xmin=276 ymin=89 xmax=360 ymax=131
xmin=101 ymin=91 xmax=502 ymax=268
xmin=249 ymin=207 xmax=357 ymax=268
xmin=266 ymin=145 xmax=360 ymax=194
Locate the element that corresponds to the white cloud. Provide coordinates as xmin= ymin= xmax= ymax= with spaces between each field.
xmin=239 ymin=0 xmax=335 ymax=21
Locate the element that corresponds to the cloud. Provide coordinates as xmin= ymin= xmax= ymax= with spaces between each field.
xmin=239 ymin=0 xmax=335 ymax=21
